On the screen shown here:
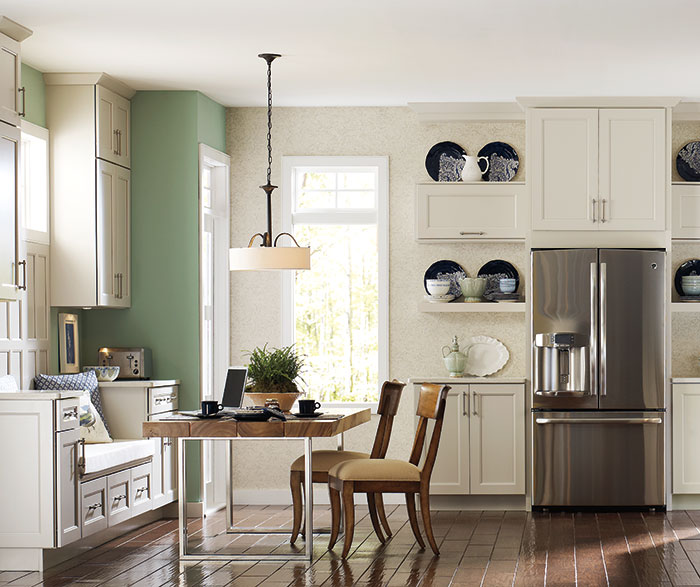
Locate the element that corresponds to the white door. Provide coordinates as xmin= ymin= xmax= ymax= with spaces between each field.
xmin=673 ymin=384 xmax=700 ymax=493
xmin=469 ymin=384 xmax=525 ymax=495
xmin=530 ymin=108 xmax=599 ymax=230
xmin=0 ymin=123 xmax=19 ymax=301
xmin=598 ymin=108 xmax=666 ymax=231
xmin=199 ymin=145 xmax=230 ymax=514
xmin=426 ymin=387 xmax=470 ymax=495
xmin=96 ymin=86 xmax=130 ymax=168
xmin=0 ymin=33 xmax=20 ymax=126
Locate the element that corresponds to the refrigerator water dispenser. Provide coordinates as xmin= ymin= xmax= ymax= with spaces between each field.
xmin=534 ymin=332 xmax=589 ymax=396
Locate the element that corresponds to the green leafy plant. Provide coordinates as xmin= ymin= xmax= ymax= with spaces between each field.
xmin=244 ymin=344 xmax=306 ymax=394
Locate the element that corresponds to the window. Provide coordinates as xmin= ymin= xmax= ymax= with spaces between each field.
xmin=282 ymin=156 xmax=388 ymax=405
xmin=19 ymin=121 xmax=49 ymax=244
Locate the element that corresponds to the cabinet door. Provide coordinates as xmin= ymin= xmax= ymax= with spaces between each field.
xmin=672 ymin=184 xmax=700 ymax=239
xmin=0 ymin=123 xmax=19 ymax=301
xmin=469 ymin=384 xmax=525 ymax=495
xmin=131 ymin=463 xmax=153 ymax=516
xmin=96 ymin=85 xmax=130 ymax=168
xmin=421 ymin=386 xmax=470 ymax=494
xmin=0 ymin=33 xmax=20 ymax=126
xmin=530 ymin=108 xmax=599 ymax=230
xmin=56 ymin=428 xmax=81 ymax=546
xmin=106 ymin=469 xmax=132 ymax=526
xmin=599 ymin=109 xmax=666 ymax=231
xmin=81 ymin=477 xmax=108 ymax=537
xmin=112 ymin=166 xmax=130 ymax=307
xmin=673 ymin=384 xmax=700 ymax=493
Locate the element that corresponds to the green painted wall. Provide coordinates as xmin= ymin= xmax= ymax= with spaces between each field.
xmin=80 ymin=91 xmax=226 ymax=501
xmin=20 ymin=63 xmax=46 ymax=128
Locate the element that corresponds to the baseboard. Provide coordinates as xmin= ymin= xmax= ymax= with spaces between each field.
xmin=186 ymin=501 xmax=204 ymax=517
xmin=429 ymin=495 xmax=528 ymax=511
xmin=671 ymin=494 xmax=700 ymax=510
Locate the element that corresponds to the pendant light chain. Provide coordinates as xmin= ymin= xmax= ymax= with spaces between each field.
xmin=266 ymin=56 xmax=273 ymax=185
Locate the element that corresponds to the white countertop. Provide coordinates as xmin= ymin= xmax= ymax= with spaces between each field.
xmin=408 ymin=376 xmax=526 ymax=384
xmin=0 ymin=390 xmax=82 ymax=400
xmin=99 ymin=379 xmax=180 ymax=388
xmin=671 ymin=378 xmax=700 ymax=383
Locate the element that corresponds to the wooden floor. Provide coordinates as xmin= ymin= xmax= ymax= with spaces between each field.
xmin=4 ymin=506 xmax=700 ymax=586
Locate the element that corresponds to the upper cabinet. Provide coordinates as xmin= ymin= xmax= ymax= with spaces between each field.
xmin=0 ymin=18 xmax=32 ymax=127
xmin=0 ymin=123 xmax=20 ymax=300
xmin=46 ymin=73 xmax=134 ymax=308
xmin=530 ymin=107 xmax=667 ymax=231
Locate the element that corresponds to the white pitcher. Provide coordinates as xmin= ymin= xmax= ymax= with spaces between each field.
xmin=461 ymin=155 xmax=489 ymax=182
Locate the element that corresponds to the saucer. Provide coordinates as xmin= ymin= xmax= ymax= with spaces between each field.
xmin=293 ymin=412 xmax=323 ymax=418
xmin=424 ymin=294 xmax=456 ymax=304
xmin=194 ymin=412 xmax=224 ymax=419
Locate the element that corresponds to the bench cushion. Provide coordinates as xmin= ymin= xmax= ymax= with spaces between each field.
xmin=83 ymin=439 xmax=157 ymax=475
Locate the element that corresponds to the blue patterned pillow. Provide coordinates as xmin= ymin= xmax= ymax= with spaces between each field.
xmin=34 ymin=372 xmax=110 ymax=433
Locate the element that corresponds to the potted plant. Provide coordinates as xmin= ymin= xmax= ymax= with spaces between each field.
xmin=244 ymin=343 xmax=305 ymax=412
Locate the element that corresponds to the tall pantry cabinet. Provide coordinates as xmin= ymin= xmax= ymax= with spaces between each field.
xmin=46 ymin=73 xmax=133 ymax=308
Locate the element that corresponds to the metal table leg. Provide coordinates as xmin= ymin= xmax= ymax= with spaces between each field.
xmin=304 ymin=437 xmax=313 ymax=561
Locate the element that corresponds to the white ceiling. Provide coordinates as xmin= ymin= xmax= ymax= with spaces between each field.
xmin=6 ymin=0 xmax=700 ymax=107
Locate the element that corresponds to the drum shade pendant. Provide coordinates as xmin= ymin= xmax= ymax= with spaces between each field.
xmin=229 ymin=53 xmax=310 ymax=271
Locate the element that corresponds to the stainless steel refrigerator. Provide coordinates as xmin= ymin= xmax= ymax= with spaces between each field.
xmin=531 ymin=248 xmax=665 ymax=508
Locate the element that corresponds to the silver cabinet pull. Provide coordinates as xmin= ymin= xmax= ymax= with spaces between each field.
xmin=164 ymin=439 xmax=173 ymax=447
xmin=591 ymin=198 xmax=597 ymax=223
xmin=462 ymin=391 xmax=467 ymax=416
xmin=63 ymin=407 xmax=78 ymax=421
xmin=601 ymin=199 xmax=608 ymax=223
xmin=16 ymin=259 xmax=26 ymax=290
xmin=590 ymin=262 xmax=598 ymax=397
xmin=87 ymin=503 xmax=102 ymax=511
xmin=536 ymin=417 xmax=662 ymax=425
xmin=113 ymin=129 xmax=119 ymax=155
xmin=472 ymin=391 xmax=478 ymax=416
xmin=114 ymin=273 xmax=119 ymax=297
xmin=18 ymin=87 xmax=25 ymax=117
xmin=600 ymin=262 xmax=607 ymax=397
xmin=136 ymin=486 xmax=148 ymax=494
xmin=113 ymin=494 xmax=127 ymax=501
xmin=459 ymin=231 xmax=485 ymax=236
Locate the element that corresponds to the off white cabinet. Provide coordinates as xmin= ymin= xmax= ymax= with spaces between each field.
xmin=530 ymin=108 xmax=666 ymax=231
xmin=56 ymin=427 xmax=81 ymax=546
xmin=0 ymin=33 xmax=21 ymax=126
xmin=96 ymin=85 xmax=130 ymax=168
xmin=415 ymin=382 xmax=525 ymax=495
xmin=97 ymin=160 xmax=130 ymax=307
xmin=415 ymin=182 xmax=528 ymax=240
xmin=672 ymin=184 xmax=700 ymax=239
xmin=0 ymin=122 xmax=20 ymax=301
xmin=673 ymin=383 xmax=700 ymax=493
xmin=46 ymin=74 xmax=134 ymax=308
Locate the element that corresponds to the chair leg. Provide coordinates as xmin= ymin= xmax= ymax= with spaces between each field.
xmin=419 ymin=487 xmax=440 ymax=555
xmin=328 ymin=486 xmax=342 ymax=549
xmin=341 ymin=483 xmax=355 ymax=558
xmin=366 ymin=493 xmax=386 ymax=544
xmin=289 ymin=471 xmax=303 ymax=544
xmin=405 ymin=492 xmax=425 ymax=549
xmin=375 ymin=493 xmax=392 ymax=537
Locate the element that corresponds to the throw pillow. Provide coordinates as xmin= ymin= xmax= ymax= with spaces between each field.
xmin=0 ymin=375 xmax=18 ymax=392
xmin=33 ymin=372 xmax=110 ymax=434
xmin=78 ymin=390 xmax=112 ymax=443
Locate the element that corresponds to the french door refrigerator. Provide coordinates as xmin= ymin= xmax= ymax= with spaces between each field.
xmin=531 ymin=248 xmax=666 ymax=507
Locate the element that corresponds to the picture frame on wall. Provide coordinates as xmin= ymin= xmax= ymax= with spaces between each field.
xmin=58 ymin=313 xmax=80 ymax=374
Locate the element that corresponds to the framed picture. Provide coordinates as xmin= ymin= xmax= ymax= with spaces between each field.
xmin=58 ymin=313 xmax=80 ymax=374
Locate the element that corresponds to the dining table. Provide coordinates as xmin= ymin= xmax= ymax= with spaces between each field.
xmin=142 ymin=407 xmax=371 ymax=562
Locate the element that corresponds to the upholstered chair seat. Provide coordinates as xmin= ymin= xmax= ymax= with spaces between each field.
xmin=328 ymin=459 xmax=421 ymax=482
xmin=290 ymin=450 xmax=368 ymax=473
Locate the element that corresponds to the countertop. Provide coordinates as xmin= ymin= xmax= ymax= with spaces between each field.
xmin=99 ymin=379 xmax=180 ymax=388
xmin=0 ymin=390 xmax=82 ymax=400
xmin=407 ymin=376 xmax=527 ymax=384
xmin=671 ymin=378 xmax=700 ymax=383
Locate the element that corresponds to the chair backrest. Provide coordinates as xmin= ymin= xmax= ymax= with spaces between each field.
xmin=408 ymin=384 xmax=450 ymax=481
xmin=369 ymin=379 xmax=406 ymax=459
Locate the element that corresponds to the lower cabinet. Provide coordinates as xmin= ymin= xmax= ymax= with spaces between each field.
xmin=106 ymin=470 xmax=132 ymax=525
xmin=673 ymin=383 xmax=700 ymax=493
xmin=417 ymin=383 xmax=525 ymax=495
xmin=80 ymin=477 xmax=108 ymax=538
xmin=131 ymin=462 xmax=153 ymax=516
xmin=153 ymin=437 xmax=177 ymax=508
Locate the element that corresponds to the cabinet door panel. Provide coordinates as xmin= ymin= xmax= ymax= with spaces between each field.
xmin=673 ymin=384 xmax=700 ymax=493
xmin=0 ymin=124 xmax=19 ymax=301
xmin=56 ymin=428 xmax=81 ymax=546
xmin=469 ymin=384 xmax=525 ymax=495
xmin=112 ymin=167 xmax=130 ymax=307
xmin=107 ymin=470 xmax=132 ymax=526
xmin=96 ymin=86 xmax=130 ymax=168
xmin=599 ymin=109 xmax=665 ymax=230
xmin=97 ymin=160 xmax=116 ymax=306
xmin=531 ymin=109 xmax=599 ymax=230
xmin=81 ymin=477 xmax=108 ymax=537
xmin=0 ymin=34 xmax=20 ymax=126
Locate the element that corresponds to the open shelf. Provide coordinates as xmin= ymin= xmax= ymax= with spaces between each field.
xmin=672 ymin=302 xmax=700 ymax=312
xmin=418 ymin=301 xmax=526 ymax=313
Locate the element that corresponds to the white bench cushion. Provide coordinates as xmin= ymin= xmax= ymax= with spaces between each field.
xmin=83 ymin=439 xmax=157 ymax=475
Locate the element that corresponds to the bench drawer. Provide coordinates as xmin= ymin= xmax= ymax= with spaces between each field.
xmin=149 ymin=386 xmax=178 ymax=416
xmin=81 ymin=477 xmax=108 ymax=537
xmin=56 ymin=398 xmax=80 ymax=431
xmin=107 ymin=469 xmax=132 ymax=526
xmin=131 ymin=462 xmax=153 ymax=516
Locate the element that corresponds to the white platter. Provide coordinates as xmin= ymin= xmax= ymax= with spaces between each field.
xmin=463 ymin=335 xmax=509 ymax=377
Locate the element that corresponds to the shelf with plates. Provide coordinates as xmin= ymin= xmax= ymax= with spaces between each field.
xmin=671 ymin=302 xmax=700 ymax=312
xmin=419 ymin=301 xmax=526 ymax=313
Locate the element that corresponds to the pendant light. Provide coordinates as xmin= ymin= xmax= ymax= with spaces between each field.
xmin=229 ymin=53 xmax=311 ymax=271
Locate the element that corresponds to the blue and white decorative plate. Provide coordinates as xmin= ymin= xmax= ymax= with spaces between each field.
xmin=478 ymin=142 xmax=519 ymax=182
xmin=677 ymin=141 xmax=700 ymax=182
xmin=424 ymin=260 xmax=467 ymax=297
xmin=425 ymin=141 xmax=467 ymax=182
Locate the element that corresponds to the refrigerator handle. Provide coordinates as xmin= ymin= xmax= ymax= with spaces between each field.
xmin=590 ymin=262 xmax=598 ymax=397
xmin=600 ymin=262 xmax=607 ymax=397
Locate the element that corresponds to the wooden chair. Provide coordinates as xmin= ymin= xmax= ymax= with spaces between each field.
xmin=327 ymin=383 xmax=450 ymax=558
xmin=289 ymin=379 xmax=405 ymax=544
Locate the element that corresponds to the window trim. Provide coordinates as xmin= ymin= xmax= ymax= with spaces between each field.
xmin=19 ymin=120 xmax=50 ymax=245
xmin=281 ymin=156 xmax=389 ymax=409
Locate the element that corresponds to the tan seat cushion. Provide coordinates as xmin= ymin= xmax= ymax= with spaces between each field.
xmin=328 ymin=458 xmax=421 ymax=482
xmin=290 ymin=450 xmax=369 ymax=473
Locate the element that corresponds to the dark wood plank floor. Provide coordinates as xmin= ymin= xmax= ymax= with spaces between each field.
xmin=4 ymin=507 xmax=700 ymax=586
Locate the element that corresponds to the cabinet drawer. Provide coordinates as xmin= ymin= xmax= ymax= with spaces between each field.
xmin=80 ymin=477 xmax=108 ymax=537
xmin=106 ymin=469 xmax=132 ymax=526
xmin=149 ymin=386 xmax=178 ymax=416
xmin=56 ymin=398 xmax=80 ymax=431
xmin=415 ymin=183 xmax=527 ymax=240
xmin=131 ymin=462 xmax=153 ymax=516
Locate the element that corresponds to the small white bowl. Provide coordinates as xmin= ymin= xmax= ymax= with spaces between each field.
xmin=426 ymin=279 xmax=451 ymax=297
xmin=683 ymin=283 xmax=700 ymax=296
xmin=499 ymin=278 xmax=517 ymax=293
xmin=83 ymin=366 xmax=120 ymax=382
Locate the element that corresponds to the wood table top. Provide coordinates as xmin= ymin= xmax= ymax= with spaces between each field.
xmin=142 ymin=407 xmax=371 ymax=439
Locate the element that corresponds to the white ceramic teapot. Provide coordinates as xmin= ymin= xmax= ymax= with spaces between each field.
xmin=461 ymin=155 xmax=489 ymax=182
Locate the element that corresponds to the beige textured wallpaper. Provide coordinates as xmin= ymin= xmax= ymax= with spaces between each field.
xmin=672 ymin=242 xmax=700 ymax=377
xmin=226 ymin=107 xmax=527 ymax=493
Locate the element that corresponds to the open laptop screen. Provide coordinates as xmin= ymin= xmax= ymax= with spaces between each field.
xmin=221 ymin=367 xmax=248 ymax=408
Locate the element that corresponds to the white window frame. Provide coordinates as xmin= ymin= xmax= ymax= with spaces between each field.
xmin=281 ymin=156 xmax=389 ymax=410
xmin=19 ymin=120 xmax=50 ymax=245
